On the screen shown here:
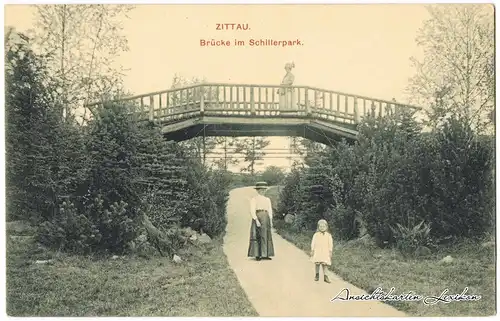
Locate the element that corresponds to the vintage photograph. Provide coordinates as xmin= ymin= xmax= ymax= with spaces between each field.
xmin=4 ymin=2 xmax=496 ymax=317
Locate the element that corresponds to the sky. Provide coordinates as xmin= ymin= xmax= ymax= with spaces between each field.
xmin=4 ymin=3 xmax=431 ymax=172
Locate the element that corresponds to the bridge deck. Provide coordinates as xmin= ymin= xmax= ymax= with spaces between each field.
xmin=86 ymin=83 xmax=422 ymax=141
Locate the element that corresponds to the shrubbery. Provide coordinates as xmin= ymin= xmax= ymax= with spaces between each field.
xmin=6 ymin=36 xmax=230 ymax=256
xmin=277 ymin=110 xmax=494 ymax=255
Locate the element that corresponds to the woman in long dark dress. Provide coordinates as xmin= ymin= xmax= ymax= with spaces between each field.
xmin=247 ymin=182 xmax=275 ymax=261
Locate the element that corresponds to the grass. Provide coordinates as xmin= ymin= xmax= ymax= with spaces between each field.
xmin=274 ymin=221 xmax=496 ymax=317
xmin=6 ymin=221 xmax=258 ymax=317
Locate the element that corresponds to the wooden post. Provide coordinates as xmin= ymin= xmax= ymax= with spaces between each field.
xmin=166 ymin=92 xmax=170 ymax=117
xmin=265 ymin=87 xmax=269 ymax=114
xmin=230 ymin=86 xmax=233 ymax=112
xmin=250 ymin=87 xmax=255 ymax=115
xmin=243 ymin=87 xmax=247 ymax=113
xmin=236 ymin=86 xmax=240 ymax=114
xmin=223 ymin=86 xmax=227 ymax=112
xmin=149 ymin=95 xmax=154 ymax=121
xmin=258 ymin=87 xmax=261 ymax=114
xmin=200 ymin=86 xmax=205 ymax=116
xmin=305 ymin=89 xmax=310 ymax=116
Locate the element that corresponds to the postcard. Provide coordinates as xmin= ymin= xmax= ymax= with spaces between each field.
xmin=4 ymin=2 xmax=495 ymax=318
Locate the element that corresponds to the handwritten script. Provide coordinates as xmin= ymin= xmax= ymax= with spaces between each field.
xmin=330 ymin=287 xmax=481 ymax=305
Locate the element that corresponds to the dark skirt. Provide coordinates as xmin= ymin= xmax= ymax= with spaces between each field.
xmin=247 ymin=210 xmax=275 ymax=258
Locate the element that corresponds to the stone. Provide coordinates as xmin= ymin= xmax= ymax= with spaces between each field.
xmin=137 ymin=234 xmax=148 ymax=243
xmin=284 ymin=214 xmax=295 ymax=224
xmin=440 ymin=255 xmax=454 ymax=264
xmin=173 ymin=254 xmax=182 ymax=263
xmin=198 ymin=233 xmax=212 ymax=244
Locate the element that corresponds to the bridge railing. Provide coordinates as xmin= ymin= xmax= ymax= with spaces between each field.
xmin=86 ymin=83 xmax=422 ymax=125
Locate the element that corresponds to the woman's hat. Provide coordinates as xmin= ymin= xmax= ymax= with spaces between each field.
xmin=254 ymin=181 xmax=268 ymax=190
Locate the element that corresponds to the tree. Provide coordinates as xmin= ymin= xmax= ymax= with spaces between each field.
xmin=288 ymin=136 xmax=327 ymax=166
xmin=406 ymin=4 xmax=494 ymax=133
xmin=234 ymin=137 xmax=271 ymax=176
xmin=134 ymin=123 xmax=191 ymax=229
xmin=38 ymin=102 xmax=144 ymax=254
xmin=212 ymin=137 xmax=240 ymax=171
xmin=33 ymin=4 xmax=134 ymax=121
xmin=5 ymin=28 xmax=87 ymax=222
xmin=260 ymin=166 xmax=286 ymax=185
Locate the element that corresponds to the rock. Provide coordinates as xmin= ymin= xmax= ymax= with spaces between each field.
xmin=137 ymin=234 xmax=148 ymax=243
xmin=173 ymin=254 xmax=182 ymax=263
xmin=482 ymin=241 xmax=495 ymax=248
xmin=284 ymin=214 xmax=295 ymax=224
xmin=440 ymin=255 xmax=454 ymax=264
xmin=35 ymin=259 xmax=54 ymax=265
xmin=198 ymin=233 xmax=212 ymax=244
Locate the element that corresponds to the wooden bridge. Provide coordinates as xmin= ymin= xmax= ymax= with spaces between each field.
xmin=86 ymin=83 xmax=422 ymax=145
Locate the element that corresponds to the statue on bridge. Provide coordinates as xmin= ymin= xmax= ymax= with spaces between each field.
xmin=278 ymin=62 xmax=295 ymax=111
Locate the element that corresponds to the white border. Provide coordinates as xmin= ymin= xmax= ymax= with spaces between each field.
xmin=1 ymin=1 xmax=498 ymax=321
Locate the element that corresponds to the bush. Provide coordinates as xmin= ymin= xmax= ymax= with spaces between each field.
xmin=425 ymin=116 xmax=494 ymax=239
xmin=38 ymin=201 xmax=98 ymax=255
xmin=5 ymin=34 xmax=87 ymax=223
xmin=37 ymin=103 xmax=144 ymax=254
xmin=6 ymin=37 xmax=233 ymax=255
xmin=327 ymin=205 xmax=360 ymax=241
xmin=204 ymin=169 xmax=230 ymax=236
xmin=277 ymin=110 xmax=494 ymax=248
xmin=390 ymin=220 xmax=433 ymax=257
xmin=276 ymin=166 xmax=305 ymax=221
xmin=260 ymin=166 xmax=286 ymax=185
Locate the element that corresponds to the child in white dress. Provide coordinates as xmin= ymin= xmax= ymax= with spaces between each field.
xmin=310 ymin=219 xmax=333 ymax=283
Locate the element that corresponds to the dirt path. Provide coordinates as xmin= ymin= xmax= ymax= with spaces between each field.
xmin=223 ymin=187 xmax=406 ymax=317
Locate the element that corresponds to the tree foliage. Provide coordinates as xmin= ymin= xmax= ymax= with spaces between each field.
xmin=6 ymin=32 xmax=230 ymax=255
xmin=407 ymin=4 xmax=494 ymax=133
xmin=278 ymin=110 xmax=494 ymax=252
xmin=260 ymin=166 xmax=286 ymax=186
xmin=33 ymin=4 xmax=135 ymax=120
xmin=234 ymin=137 xmax=271 ymax=175
xmin=5 ymin=29 xmax=86 ymax=223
